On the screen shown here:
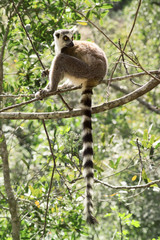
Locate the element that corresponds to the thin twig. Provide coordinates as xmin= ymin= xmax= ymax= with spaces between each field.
xmin=12 ymin=0 xmax=72 ymax=111
xmin=111 ymin=0 xmax=142 ymax=83
xmin=56 ymin=168 xmax=72 ymax=198
xmin=0 ymin=97 xmax=38 ymax=113
xmin=0 ymin=94 xmax=35 ymax=98
xmin=105 ymin=70 xmax=160 ymax=82
xmin=1 ymin=69 xmax=160 ymax=113
xmin=11 ymin=0 xmax=45 ymax=70
xmin=0 ymin=69 xmax=157 ymax=98
xmin=118 ymin=208 xmax=123 ymax=240
xmin=111 ymin=230 xmax=117 ymax=240
xmin=58 ymin=93 xmax=73 ymax=111
xmin=0 ymin=70 xmax=159 ymax=99
xmin=95 ymin=178 xmax=160 ymax=189
xmin=136 ymin=138 xmax=143 ymax=185
xmin=64 ymin=0 xmax=160 ymax=84
xmin=69 ymin=176 xmax=83 ymax=184
xmin=42 ymin=120 xmax=56 ymax=236
xmin=0 ymin=86 xmax=80 ymax=113
xmin=118 ymin=39 xmax=142 ymax=87
xmin=52 ymin=1 xmax=68 ymax=28
xmin=126 ymin=188 xmax=146 ymax=200
xmin=108 ymin=0 xmax=142 ymax=94
xmin=128 ymin=42 xmax=143 ymax=86
xmin=0 ymin=77 xmax=159 ymax=119
xmin=0 ymin=190 xmax=8 ymax=201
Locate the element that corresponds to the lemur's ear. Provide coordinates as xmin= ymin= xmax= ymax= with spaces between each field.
xmin=71 ymin=26 xmax=78 ymax=34
xmin=55 ymin=33 xmax=60 ymax=38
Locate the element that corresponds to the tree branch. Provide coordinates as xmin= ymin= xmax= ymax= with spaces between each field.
xmin=64 ymin=0 xmax=160 ymax=83
xmin=42 ymin=120 xmax=56 ymax=236
xmin=0 ymin=70 xmax=159 ymax=99
xmin=0 ymin=86 xmax=80 ymax=112
xmin=109 ymin=0 xmax=142 ymax=85
xmin=0 ymin=128 xmax=20 ymax=240
xmin=136 ymin=138 xmax=143 ymax=185
xmin=57 ymin=93 xmax=73 ymax=111
xmin=0 ymin=70 xmax=160 ymax=113
xmin=95 ymin=178 xmax=160 ymax=190
xmin=0 ymin=11 xmax=20 ymax=240
xmin=12 ymin=0 xmax=71 ymax=111
xmin=11 ymin=0 xmax=45 ymax=70
xmin=0 ymin=77 xmax=159 ymax=119
xmin=111 ymin=83 xmax=160 ymax=114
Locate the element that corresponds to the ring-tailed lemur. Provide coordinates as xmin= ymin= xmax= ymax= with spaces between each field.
xmin=35 ymin=28 xmax=108 ymax=224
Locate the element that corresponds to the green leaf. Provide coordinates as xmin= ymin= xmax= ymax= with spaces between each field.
xmin=101 ymin=4 xmax=113 ymax=10
xmin=101 ymin=132 xmax=105 ymax=143
xmin=153 ymin=138 xmax=160 ymax=149
xmin=115 ymin=156 xmax=121 ymax=169
xmin=130 ymin=140 xmax=137 ymax=146
xmin=147 ymin=135 xmax=155 ymax=148
xmin=142 ymin=168 xmax=148 ymax=181
xmin=143 ymin=129 xmax=148 ymax=140
xmin=131 ymin=220 xmax=140 ymax=228
xmin=109 ymin=157 xmax=121 ymax=169
xmin=109 ymin=134 xmax=115 ymax=144
xmin=104 ymin=213 xmax=112 ymax=217
xmin=86 ymin=10 xmax=91 ymax=19
xmin=109 ymin=160 xmax=115 ymax=169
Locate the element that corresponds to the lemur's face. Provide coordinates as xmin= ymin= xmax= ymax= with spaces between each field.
xmin=54 ymin=29 xmax=74 ymax=50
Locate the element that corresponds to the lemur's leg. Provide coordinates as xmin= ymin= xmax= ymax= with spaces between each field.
xmin=58 ymin=79 xmax=75 ymax=90
xmin=48 ymin=53 xmax=90 ymax=92
xmin=35 ymin=53 xmax=96 ymax=98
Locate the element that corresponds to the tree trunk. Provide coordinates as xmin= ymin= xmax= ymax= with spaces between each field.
xmin=0 ymin=126 xmax=20 ymax=240
xmin=0 ymin=22 xmax=20 ymax=240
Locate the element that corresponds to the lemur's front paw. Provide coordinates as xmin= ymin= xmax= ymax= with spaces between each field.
xmin=41 ymin=69 xmax=49 ymax=78
xmin=35 ymin=89 xmax=48 ymax=100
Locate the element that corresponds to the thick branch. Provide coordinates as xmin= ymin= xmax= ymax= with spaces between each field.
xmin=111 ymin=83 xmax=160 ymax=114
xmin=0 ymin=70 xmax=160 ymax=113
xmin=0 ymin=78 xmax=159 ymax=119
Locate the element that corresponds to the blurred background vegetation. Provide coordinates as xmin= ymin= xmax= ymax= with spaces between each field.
xmin=0 ymin=0 xmax=160 ymax=239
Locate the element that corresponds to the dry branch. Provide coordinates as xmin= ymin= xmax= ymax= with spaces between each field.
xmin=109 ymin=0 xmax=142 ymax=84
xmin=96 ymin=178 xmax=160 ymax=190
xmin=111 ymin=83 xmax=160 ymax=114
xmin=0 ymin=77 xmax=159 ymax=120
xmin=0 ymin=128 xmax=20 ymax=239
xmin=0 ymin=86 xmax=80 ymax=112
xmin=42 ymin=120 xmax=56 ymax=236
xmin=0 ymin=70 xmax=160 ymax=99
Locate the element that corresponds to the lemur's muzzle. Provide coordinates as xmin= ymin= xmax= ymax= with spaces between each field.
xmin=67 ymin=41 xmax=74 ymax=47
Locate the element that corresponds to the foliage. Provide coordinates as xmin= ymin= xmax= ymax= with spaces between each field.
xmin=0 ymin=0 xmax=160 ymax=239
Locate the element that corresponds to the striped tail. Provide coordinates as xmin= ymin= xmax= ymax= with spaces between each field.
xmin=80 ymin=88 xmax=98 ymax=225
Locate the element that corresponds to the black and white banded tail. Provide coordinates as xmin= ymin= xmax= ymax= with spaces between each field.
xmin=81 ymin=88 xmax=98 ymax=224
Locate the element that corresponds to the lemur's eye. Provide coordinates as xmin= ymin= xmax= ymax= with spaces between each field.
xmin=71 ymin=36 xmax=74 ymax=41
xmin=63 ymin=36 xmax=69 ymax=41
